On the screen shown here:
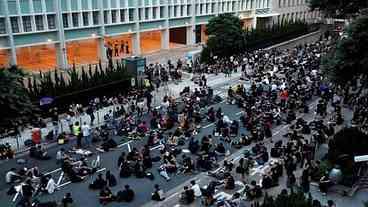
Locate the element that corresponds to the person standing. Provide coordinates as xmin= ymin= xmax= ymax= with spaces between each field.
xmin=120 ymin=41 xmax=125 ymax=55
xmin=81 ymin=122 xmax=91 ymax=147
xmin=73 ymin=122 xmax=82 ymax=148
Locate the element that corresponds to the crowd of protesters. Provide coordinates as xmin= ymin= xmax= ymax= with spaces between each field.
xmin=6 ymin=34 xmax=368 ymax=207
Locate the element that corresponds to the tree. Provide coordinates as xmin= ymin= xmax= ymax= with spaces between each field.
xmin=0 ymin=67 xmax=37 ymax=133
xmin=327 ymin=127 xmax=368 ymax=176
xmin=309 ymin=0 xmax=368 ymax=18
xmin=202 ymin=14 xmax=246 ymax=62
xmin=321 ymin=14 xmax=368 ymax=86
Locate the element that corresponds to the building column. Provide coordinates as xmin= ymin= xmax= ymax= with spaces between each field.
xmin=161 ymin=28 xmax=169 ymax=50
xmin=55 ymin=0 xmax=68 ymax=69
xmin=4 ymin=0 xmax=17 ymax=66
xmin=97 ymin=0 xmax=107 ymax=62
xmin=252 ymin=16 xmax=257 ymax=29
xmin=132 ymin=32 xmax=141 ymax=55
xmin=186 ymin=25 xmax=195 ymax=45
xmin=98 ymin=37 xmax=107 ymax=61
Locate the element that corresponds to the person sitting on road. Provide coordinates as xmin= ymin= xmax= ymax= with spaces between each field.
xmin=151 ymin=184 xmax=165 ymax=201
xmin=5 ymin=168 xmax=21 ymax=184
xmin=119 ymin=160 xmax=132 ymax=178
xmin=30 ymin=145 xmax=51 ymax=160
xmin=179 ymin=186 xmax=195 ymax=205
xmin=61 ymin=192 xmax=73 ymax=207
xmin=178 ymin=155 xmax=194 ymax=174
xmin=105 ymin=170 xmax=117 ymax=187
xmin=99 ymin=186 xmax=115 ymax=205
xmin=89 ymin=173 xmax=107 ymax=190
xmin=224 ymin=173 xmax=235 ymax=190
xmin=158 ymin=161 xmax=171 ymax=181
xmin=116 ymin=185 xmax=135 ymax=202
xmin=214 ymin=143 xmax=226 ymax=156
xmin=188 ymin=137 xmax=200 ymax=154
xmin=190 ymin=180 xmax=202 ymax=197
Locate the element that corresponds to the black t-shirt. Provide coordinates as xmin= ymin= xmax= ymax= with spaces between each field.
xmin=22 ymin=184 xmax=34 ymax=197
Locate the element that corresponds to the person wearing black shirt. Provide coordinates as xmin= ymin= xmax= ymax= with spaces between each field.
xmin=21 ymin=180 xmax=34 ymax=206
xmin=116 ymin=185 xmax=135 ymax=202
xmin=99 ymin=186 xmax=114 ymax=205
xmin=151 ymin=184 xmax=165 ymax=201
xmin=180 ymin=186 xmax=195 ymax=205
xmin=89 ymin=173 xmax=107 ymax=190
xmin=62 ymin=192 xmax=73 ymax=207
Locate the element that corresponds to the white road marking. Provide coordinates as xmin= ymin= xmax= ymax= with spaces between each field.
xmin=203 ymin=123 xmax=215 ymax=129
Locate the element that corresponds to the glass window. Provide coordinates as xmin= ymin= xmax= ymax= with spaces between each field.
xmin=93 ymin=11 xmax=99 ymax=25
xmin=111 ymin=10 xmax=117 ymax=23
xmin=187 ymin=5 xmax=191 ymax=15
xmin=22 ymin=16 xmax=32 ymax=32
xmin=200 ymin=4 xmax=203 ymax=14
xmin=104 ymin=11 xmax=109 ymax=24
xmin=62 ymin=13 xmax=69 ymax=28
xmin=120 ymin=9 xmax=125 ymax=22
xmin=0 ymin=18 xmax=6 ymax=34
xmin=35 ymin=15 xmax=44 ymax=31
xmin=145 ymin=8 xmax=149 ymax=20
xmin=129 ymin=9 xmax=134 ymax=21
xmin=174 ymin=6 xmax=178 ymax=17
xmin=212 ymin=3 xmax=215 ymax=13
xmin=10 ymin=17 xmax=19 ymax=33
xmin=153 ymin=7 xmax=157 ymax=19
xmin=180 ymin=5 xmax=184 ymax=16
xmin=72 ymin=13 xmax=79 ymax=27
xmin=160 ymin=6 xmax=165 ymax=18
xmin=138 ymin=8 xmax=142 ymax=20
xmin=83 ymin=12 xmax=89 ymax=26
xmin=47 ymin=14 xmax=56 ymax=29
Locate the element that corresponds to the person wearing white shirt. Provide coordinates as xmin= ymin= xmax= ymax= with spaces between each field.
xmin=190 ymin=180 xmax=202 ymax=197
xmin=81 ymin=122 xmax=91 ymax=147
xmin=5 ymin=168 xmax=21 ymax=184
xmin=46 ymin=176 xmax=57 ymax=194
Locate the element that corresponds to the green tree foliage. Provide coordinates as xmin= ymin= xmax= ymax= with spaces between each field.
xmin=328 ymin=127 xmax=368 ymax=164
xmin=309 ymin=0 xmax=368 ymax=18
xmin=27 ymin=61 xmax=130 ymax=100
xmin=202 ymin=14 xmax=246 ymax=62
xmin=322 ymin=15 xmax=368 ymax=85
xmin=201 ymin=18 xmax=313 ymax=63
xmin=0 ymin=67 xmax=36 ymax=132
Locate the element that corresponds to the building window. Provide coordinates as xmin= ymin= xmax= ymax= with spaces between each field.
xmin=0 ymin=18 xmax=6 ymax=34
xmin=129 ymin=9 xmax=134 ymax=21
xmin=104 ymin=11 xmax=109 ymax=24
xmin=93 ymin=11 xmax=99 ymax=25
xmin=174 ymin=6 xmax=177 ymax=17
xmin=120 ymin=9 xmax=126 ymax=22
xmin=145 ymin=8 xmax=149 ymax=20
xmin=200 ymin=4 xmax=203 ymax=14
xmin=180 ymin=6 xmax=184 ymax=16
xmin=10 ymin=17 xmax=19 ymax=33
xmin=153 ymin=7 xmax=157 ymax=19
xmin=160 ymin=6 xmax=165 ymax=18
xmin=111 ymin=10 xmax=117 ymax=23
xmin=83 ymin=12 xmax=89 ymax=26
xmin=22 ymin=16 xmax=32 ymax=32
xmin=212 ymin=3 xmax=215 ymax=13
xmin=35 ymin=15 xmax=44 ymax=31
xmin=72 ymin=13 xmax=79 ymax=27
xmin=47 ymin=14 xmax=56 ymax=29
xmin=138 ymin=8 xmax=142 ymax=20
xmin=62 ymin=14 xmax=69 ymax=28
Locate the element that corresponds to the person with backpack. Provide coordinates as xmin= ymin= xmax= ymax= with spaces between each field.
xmin=151 ymin=184 xmax=165 ymax=201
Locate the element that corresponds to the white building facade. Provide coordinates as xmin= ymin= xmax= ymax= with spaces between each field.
xmin=0 ymin=0 xmax=320 ymax=70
